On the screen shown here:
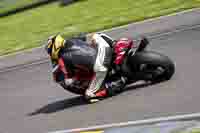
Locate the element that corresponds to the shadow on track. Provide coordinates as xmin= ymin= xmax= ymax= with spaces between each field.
xmin=28 ymin=96 xmax=87 ymax=116
xmin=28 ymin=81 xmax=159 ymax=116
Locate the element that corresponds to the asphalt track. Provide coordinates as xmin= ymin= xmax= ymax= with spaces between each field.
xmin=1 ymin=25 xmax=200 ymax=133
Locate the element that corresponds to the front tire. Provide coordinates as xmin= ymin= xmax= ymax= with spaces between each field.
xmin=127 ymin=51 xmax=175 ymax=81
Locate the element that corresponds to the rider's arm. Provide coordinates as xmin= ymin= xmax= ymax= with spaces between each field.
xmin=58 ymin=57 xmax=69 ymax=79
xmin=51 ymin=57 xmax=69 ymax=81
xmin=50 ymin=58 xmax=59 ymax=82
xmin=52 ymin=57 xmax=74 ymax=86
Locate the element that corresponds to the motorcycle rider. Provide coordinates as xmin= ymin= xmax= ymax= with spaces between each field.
xmin=45 ymin=33 xmax=127 ymax=102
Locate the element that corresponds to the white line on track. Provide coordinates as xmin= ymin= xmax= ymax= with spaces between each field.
xmin=148 ymin=24 xmax=200 ymax=39
xmin=100 ymin=8 xmax=200 ymax=33
xmin=0 ymin=58 xmax=49 ymax=73
xmin=48 ymin=112 xmax=200 ymax=133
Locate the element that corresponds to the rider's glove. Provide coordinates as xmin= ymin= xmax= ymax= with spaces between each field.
xmin=64 ymin=78 xmax=74 ymax=86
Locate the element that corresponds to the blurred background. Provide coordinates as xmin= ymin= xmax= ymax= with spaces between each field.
xmin=0 ymin=0 xmax=79 ymax=17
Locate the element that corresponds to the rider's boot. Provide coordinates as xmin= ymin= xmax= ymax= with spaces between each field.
xmin=85 ymin=76 xmax=127 ymax=103
xmin=85 ymin=87 xmax=108 ymax=103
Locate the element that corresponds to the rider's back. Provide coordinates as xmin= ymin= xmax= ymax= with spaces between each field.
xmin=61 ymin=39 xmax=97 ymax=70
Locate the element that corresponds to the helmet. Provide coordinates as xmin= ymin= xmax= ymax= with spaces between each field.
xmin=45 ymin=35 xmax=56 ymax=56
xmin=45 ymin=34 xmax=65 ymax=60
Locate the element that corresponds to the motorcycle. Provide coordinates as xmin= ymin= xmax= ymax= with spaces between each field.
xmin=53 ymin=35 xmax=175 ymax=96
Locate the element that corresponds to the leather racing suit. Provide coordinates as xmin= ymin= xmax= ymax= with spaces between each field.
xmin=51 ymin=33 xmax=113 ymax=100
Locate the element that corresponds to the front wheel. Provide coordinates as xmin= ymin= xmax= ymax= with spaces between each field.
xmin=127 ymin=51 xmax=175 ymax=82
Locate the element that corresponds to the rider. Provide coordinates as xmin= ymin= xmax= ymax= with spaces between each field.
xmin=45 ymin=33 xmax=121 ymax=102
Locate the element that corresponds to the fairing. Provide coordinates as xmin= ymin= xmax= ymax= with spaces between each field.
xmin=113 ymin=38 xmax=135 ymax=65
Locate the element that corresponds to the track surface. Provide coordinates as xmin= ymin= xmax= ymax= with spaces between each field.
xmin=1 ymin=26 xmax=200 ymax=133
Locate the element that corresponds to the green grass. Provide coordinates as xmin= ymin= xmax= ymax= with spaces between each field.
xmin=178 ymin=128 xmax=200 ymax=133
xmin=187 ymin=128 xmax=200 ymax=133
xmin=0 ymin=0 xmax=39 ymax=14
xmin=1 ymin=0 xmax=200 ymax=55
xmin=190 ymin=130 xmax=200 ymax=133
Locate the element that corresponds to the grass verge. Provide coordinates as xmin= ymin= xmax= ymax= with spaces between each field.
xmin=1 ymin=0 xmax=200 ymax=55
xmin=178 ymin=128 xmax=200 ymax=133
xmin=0 ymin=0 xmax=39 ymax=14
xmin=187 ymin=129 xmax=200 ymax=133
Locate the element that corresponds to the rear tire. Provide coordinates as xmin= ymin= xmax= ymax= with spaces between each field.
xmin=127 ymin=51 xmax=175 ymax=81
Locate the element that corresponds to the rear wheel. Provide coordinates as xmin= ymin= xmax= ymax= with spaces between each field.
xmin=127 ymin=51 xmax=175 ymax=82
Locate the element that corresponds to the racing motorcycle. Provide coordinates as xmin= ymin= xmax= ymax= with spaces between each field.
xmin=53 ymin=35 xmax=175 ymax=96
